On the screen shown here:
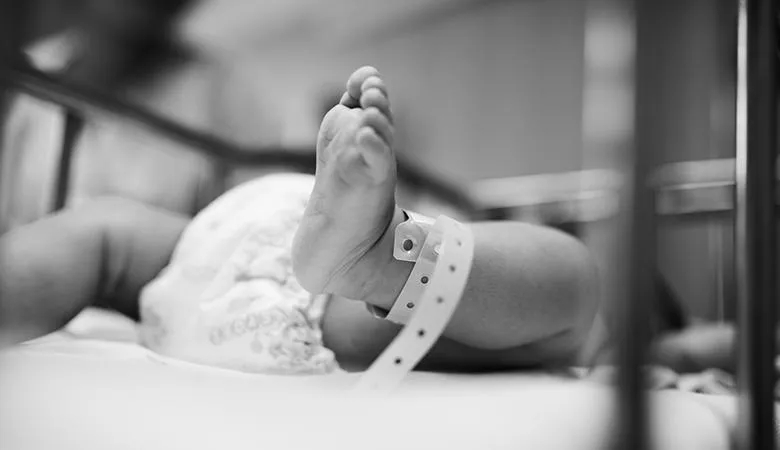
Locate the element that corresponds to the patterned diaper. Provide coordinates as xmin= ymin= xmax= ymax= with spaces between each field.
xmin=138 ymin=173 xmax=340 ymax=375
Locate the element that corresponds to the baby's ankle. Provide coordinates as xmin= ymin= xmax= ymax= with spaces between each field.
xmin=345 ymin=205 xmax=413 ymax=308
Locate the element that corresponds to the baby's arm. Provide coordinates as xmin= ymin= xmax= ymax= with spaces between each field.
xmin=323 ymin=206 xmax=600 ymax=370
xmin=0 ymin=198 xmax=187 ymax=345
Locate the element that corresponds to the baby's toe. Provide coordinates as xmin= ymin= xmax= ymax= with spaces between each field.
xmin=360 ymin=88 xmax=391 ymax=120
xmin=361 ymin=76 xmax=388 ymax=97
xmin=346 ymin=66 xmax=381 ymax=103
xmin=361 ymin=107 xmax=394 ymax=146
xmin=339 ymin=91 xmax=357 ymax=108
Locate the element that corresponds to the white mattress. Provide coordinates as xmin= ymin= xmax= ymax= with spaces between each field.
xmin=0 ymin=309 xmax=731 ymax=450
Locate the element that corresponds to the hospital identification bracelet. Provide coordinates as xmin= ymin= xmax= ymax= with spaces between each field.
xmin=354 ymin=211 xmax=475 ymax=392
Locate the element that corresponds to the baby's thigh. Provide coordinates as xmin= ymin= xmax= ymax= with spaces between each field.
xmin=322 ymin=295 xmax=558 ymax=372
xmin=72 ymin=197 xmax=190 ymax=316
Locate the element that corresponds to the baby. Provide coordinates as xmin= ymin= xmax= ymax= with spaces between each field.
xmin=0 ymin=66 xmax=599 ymax=374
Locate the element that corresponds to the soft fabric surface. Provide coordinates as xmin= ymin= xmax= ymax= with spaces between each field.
xmin=0 ymin=307 xmax=731 ymax=450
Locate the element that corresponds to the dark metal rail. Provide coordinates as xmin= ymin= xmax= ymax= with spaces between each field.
xmin=735 ymin=0 xmax=778 ymax=448
xmin=0 ymin=65 xmax=479 ymax=217
xmin=467 ymin=159 xmax=779 ymax=224
xmin=582 ymin=0 xmax=652 ymax=448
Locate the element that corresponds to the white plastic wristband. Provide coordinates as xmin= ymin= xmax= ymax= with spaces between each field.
xmin=366 ymin=211 xmax=435 ymax=324
xmin=354 ymin=214 xmax=475 ymax=393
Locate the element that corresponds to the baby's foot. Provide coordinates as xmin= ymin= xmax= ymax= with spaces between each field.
xmin=292 ymin=66 xmax=401 ymax=301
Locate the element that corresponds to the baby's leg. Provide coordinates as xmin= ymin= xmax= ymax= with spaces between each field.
xmin=0 ymin=198 xmax=187 ymax=346
xmin=293 ymin=66 xmax=600 ymax=365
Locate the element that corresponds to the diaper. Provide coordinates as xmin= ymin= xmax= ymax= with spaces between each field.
xmin=138 ymin=173 xmax=340 ymax=375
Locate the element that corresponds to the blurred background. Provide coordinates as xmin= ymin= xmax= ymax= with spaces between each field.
xmin=0 ymin=0 xmax=750 ymax=346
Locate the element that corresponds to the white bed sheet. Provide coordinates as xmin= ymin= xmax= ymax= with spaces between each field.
xmin=0 ymin=309 xmax=730 ymax=450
